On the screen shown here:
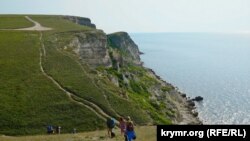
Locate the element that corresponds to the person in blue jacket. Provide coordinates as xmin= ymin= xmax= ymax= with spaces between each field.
xmin=125 ymin=116 xmax=136 ymax=141
xmin=106 ymin=117 xmax=115 ymax=138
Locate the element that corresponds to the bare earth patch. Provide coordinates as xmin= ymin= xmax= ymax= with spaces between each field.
xmin=0 ymin=16 xmax=52 ymax=31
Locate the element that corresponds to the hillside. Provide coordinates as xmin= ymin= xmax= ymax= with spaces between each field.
xmin=0 ymin=15 xmax=199 ymax=136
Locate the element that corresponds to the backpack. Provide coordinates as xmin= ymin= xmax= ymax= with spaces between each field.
xmin=107 ymin=118 xmax=115 ymax=128
xmin=47 ymin=125 xmax=53 ymax=131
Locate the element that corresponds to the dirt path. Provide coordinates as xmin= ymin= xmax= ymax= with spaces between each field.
xmin=39 ymin=32 xmax=115 ymax=121
xmin=0 ymin=16 xmax=52 ymax=31
xmin=1 ymin=16 xmax=116 ymax=122
xmin=54 ymin=48 xmax=122 ymax=118
xmin=16 ymin=16 xmax=52 ymax=31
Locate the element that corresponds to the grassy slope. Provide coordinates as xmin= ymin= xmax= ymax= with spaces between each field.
xmin=103 ymin=64 xmax=172 ymax=124
xmin=42 ymin=35 xmax=117 ymax=117
xmin=32 ymin=16 xmax=151 ymax=124
xmin=32 ymin=15 xmax=172 ymax=125
xmin=0 ymin=126 xmax=156 ymax=141
xmin=0 ymin=16 xmax=34 ymax=29
xmin=105 ymin=35 xmax=174 ymax=124
xmin=31 ymin=17 xmax=119 ymax=117
xmin=0 ymin=15 xmax=156 ymax=136
xmin=126 ymin=67 xmax=173 ymax=124
xmin=31 ymin=15 xmax=92 ymax=32
xmin=0 ymin=22 xmax=104 ymax=135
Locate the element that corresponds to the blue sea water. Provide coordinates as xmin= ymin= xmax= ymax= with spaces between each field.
xmin=130 ymin=33 xmax=250 ymax=124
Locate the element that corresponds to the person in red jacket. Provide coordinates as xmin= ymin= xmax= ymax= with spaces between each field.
xmin=119 ymin=117 xmax=126 ymax=135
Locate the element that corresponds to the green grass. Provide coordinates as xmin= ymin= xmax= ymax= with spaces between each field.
xmin=0 ymin=15 xmax=34 ymax=29
xmin=42 ymin=34 xmax=117 ymax=116
xmin=41 ymin=32 xmax=151 ymax=124
xmin=94 ymin=76 xmax=151 ymax=124
xmin=0 ymin=15 xmax=150 ymax=135
xmin=100 ymin=64 xmax=172 ymax=124
xmin=104 ymin=45 xmax=173 ymax=124
xmin=0 ymin=31 xmax=104 ymax=135
xmin=128 ymin=68 xmax=173 ymax=124
xmin=30 ymin=15 xmax=92 ymax=32
xmin=161 ymin=86 xmax=173 ymax=93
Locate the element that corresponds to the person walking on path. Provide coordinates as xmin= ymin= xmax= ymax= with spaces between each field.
xmin=106 ymin=117 xmax=115 ymax=138
xmin=73 ymin=128 xmax=77 ymax=134
xmin=125 ymin=116 xmax=136 ymax=141
xmin=55 ymin=126 xmax=61 ymax=134
xmin=47 ymin=125 xmax=54 ymax=134
xmin=119 ymin=117 xmax=126 ymax=135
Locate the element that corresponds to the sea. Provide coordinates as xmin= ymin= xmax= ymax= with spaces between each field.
xmin=130 ymin=33 xmax=250 ymax=124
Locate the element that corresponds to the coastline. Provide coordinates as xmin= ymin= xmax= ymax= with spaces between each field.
xmin=145 ymin=67 xmax=202 ymax=124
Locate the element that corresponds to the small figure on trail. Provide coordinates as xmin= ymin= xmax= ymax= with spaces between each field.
xmin=55 ymin=126 xmax=61 ymax=134
xmin=106 ymin=117 xmax=115 ymax=138
xmin=73 ymin=128 xmax=77 ymax=134
xmin=119 ymin=117 xmax=126 ymax=135
xmin=47 ymin=125 xmax=54 ymax=134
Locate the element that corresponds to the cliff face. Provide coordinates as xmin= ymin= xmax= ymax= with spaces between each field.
xmin=66 ymin=31 xmax=111 ymax=67
xmin=64 ymin=31 xmax=142 ymax=68
xmin=108 ymin=32 xmax=142 ymax=66
xmin=57 ymin=18 xmax=199 ymax=124
xmin=104 ymin=32 xmax=199 ymax=124
xmin=64 ymin=16 xmax=96 ymax=28
xmin=63 ymin=16 xmax=140 ymax=67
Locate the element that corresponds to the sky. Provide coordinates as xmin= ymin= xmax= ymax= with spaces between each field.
xmin=0 ymin=0 xmax=250 ymax=33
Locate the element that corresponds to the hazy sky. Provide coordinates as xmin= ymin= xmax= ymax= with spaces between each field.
xmin=0 ymin=0 xmax=250 ymax=33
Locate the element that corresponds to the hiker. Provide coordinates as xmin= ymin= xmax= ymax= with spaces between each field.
xmin=47 ymin=125 xmax=54 ymax=134
xmin=127 ymin=116 xmax=133 ymax=125
xmin=73 ymin=128 xmax=77 ymax=134
xmin=106 ymin=117 xmax=115 ymax=138
xmin=125 ymin=117 xmax=136 ymax=141
xmin=55 ymin=126 xmax=61 ymax=134
xmin=119 ymin=117 xmax=126 ymax=135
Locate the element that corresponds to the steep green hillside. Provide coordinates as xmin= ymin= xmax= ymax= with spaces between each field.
xmin=0 ymin=16 xmax=151 ymax=136
xmin=0 ymin=31 xmax=105 ymax=135
xmin=0 ymin=15 xmax=198 ymax=136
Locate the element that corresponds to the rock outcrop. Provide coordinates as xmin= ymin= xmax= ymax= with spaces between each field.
xmin=64 ymin=16 xmax=96 ymax=28
xmin=108 ymin=32 xmax=142 ymax=66
xmin=192 ymin=96 xmax=204 ymax=102
xmin=64 ymin=31 xmax=143 ymax=68
xmin=67 ymin=31 xmax=111 ymax=67
xmin=59 ymin=17 xmax=200 ymax=125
